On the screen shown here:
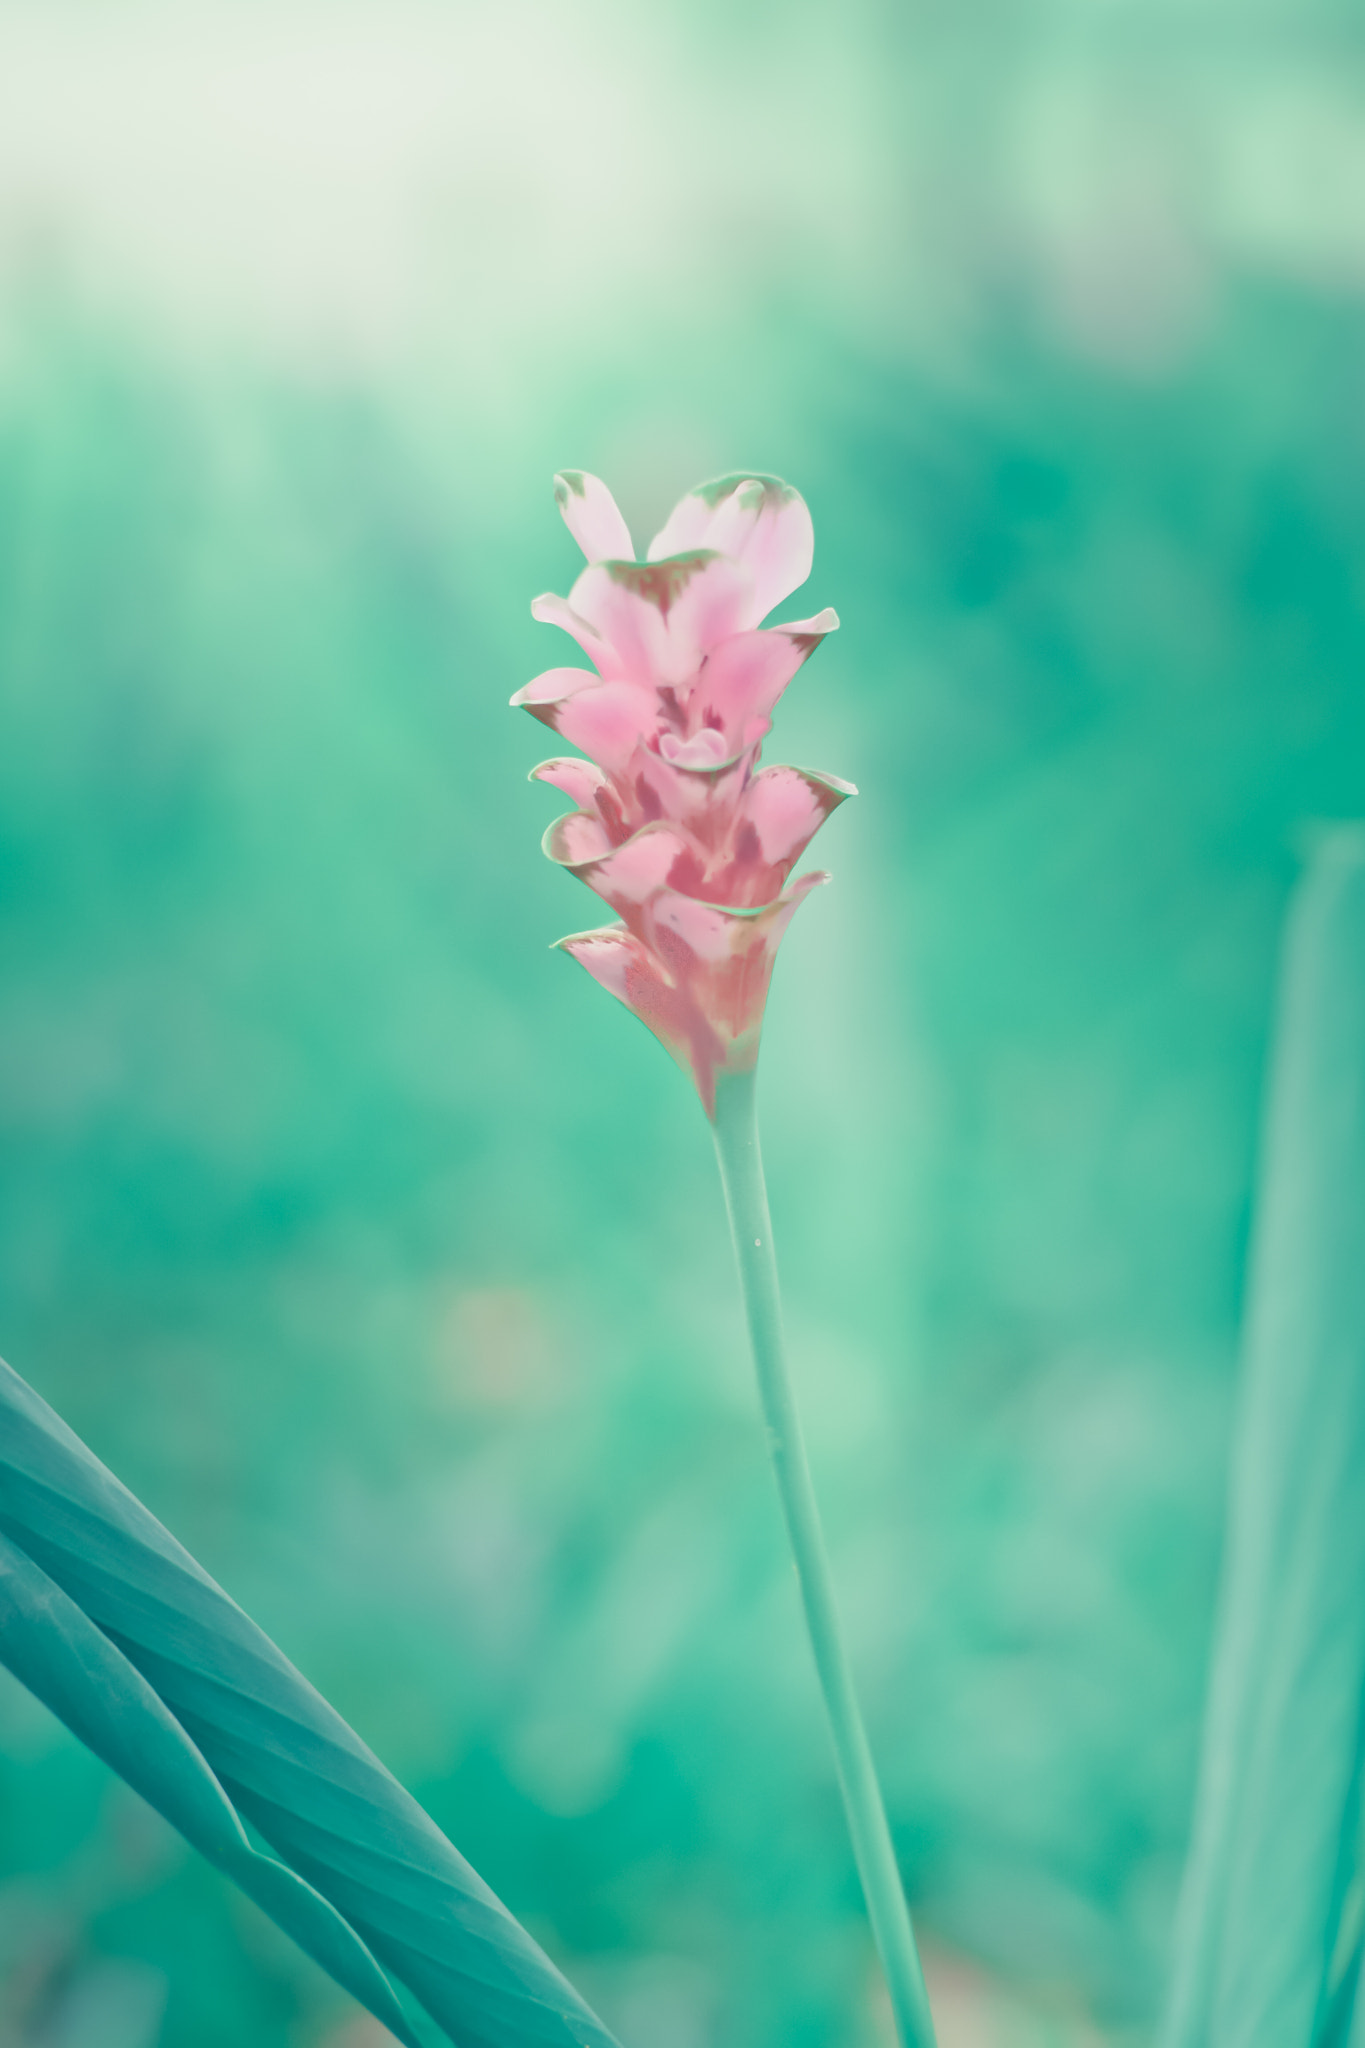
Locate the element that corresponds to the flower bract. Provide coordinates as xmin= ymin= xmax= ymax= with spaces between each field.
xmin=513 ymin=470 xmax=853 ymax=1115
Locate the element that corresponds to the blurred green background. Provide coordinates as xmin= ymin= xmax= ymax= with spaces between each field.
xmin=2 ymin=1 xmax=1365 ymax=2043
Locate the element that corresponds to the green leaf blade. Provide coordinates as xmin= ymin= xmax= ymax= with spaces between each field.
xmin=0 ymin=1355 xmax=620 ymax=2048
xmin=0 ymin=1530 xmax=420 ymax=2047
xmin=1162 ymin=827 xmax=1365 ymax=2048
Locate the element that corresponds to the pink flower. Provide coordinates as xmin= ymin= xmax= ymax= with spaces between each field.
xmin=512 ymin=470 xmax=854 ymax=1115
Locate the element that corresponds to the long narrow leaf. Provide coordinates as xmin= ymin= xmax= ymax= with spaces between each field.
xmin=1162 ymin=826 xmax=1365 ymax=2048
xmin=0 ymin=1354 xmax=620 ymax=2048
xmin=0 ymin=1530 xmax=420 ymax=2046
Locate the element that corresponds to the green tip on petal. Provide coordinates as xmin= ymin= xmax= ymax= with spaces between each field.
xmin=554 ymin=469 xmax=588 ymax=503
xmin=693 ymin=472 xmax=797 ymax=509
xmin=798 ymin=766 xmax=858 ymax=800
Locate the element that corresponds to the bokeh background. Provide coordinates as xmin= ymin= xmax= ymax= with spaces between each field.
xmin=2 ymin=2 xmax=1365 ymax=2043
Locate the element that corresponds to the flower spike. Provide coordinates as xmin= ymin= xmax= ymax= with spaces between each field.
xmin=515 ymin=469 xmax=851 ymax=1113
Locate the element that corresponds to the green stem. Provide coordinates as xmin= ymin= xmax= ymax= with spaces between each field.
xmin=711 ymin=1065 xmax=937 ymax=2048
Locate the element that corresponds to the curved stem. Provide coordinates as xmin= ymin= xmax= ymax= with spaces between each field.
xmin=710 ymin=1066 xmax=937 ymax=2048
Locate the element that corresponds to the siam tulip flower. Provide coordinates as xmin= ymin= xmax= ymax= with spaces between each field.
xmin=511 ymin=469 xmax=856 ymax=1115
xmin=513 ymin=471 xmax=938 ymax=2048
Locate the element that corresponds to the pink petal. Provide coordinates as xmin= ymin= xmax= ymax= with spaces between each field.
xmin=652 ymin=869 xmax=825 ymax=966
xmin=553 ymin=470 xmax=635 ymax=564
xmin=529 ymin=756 xmax=608 ymax=812
xmin=530 ymin=592 xmax=622 ymax=679
xmin=628 ymin=745 xmax=752 ymax=843
xmin=555 ymin=922 xmax=675 ymax=1001
xmin=703 ymin=765 xmax=855 ymax=905
xmin=511 ymin=668 xmax=658 ymax=773
xmin=553 ymin=821 xmax=707 ymax=929
xmin=659 ymin=728 xmax=732 ymax=769
xmin=511 ymin=666 xmax=600 ymax=713
xmin=648 ymin=869 xmax=827 ymax=1105
xmin=690 ymin=612 xmax=838 ymax=750
xmin=534 ymin=756 xmax=635 ymax=847
xmin=541 ymin=810 xmax=614 ymax=865
xmin=735 ymin=764 xmax=857 ymax=868
xmin=568 ymin=553 xmax=754 ymax=684
xmin=534 ymin=748 xmax=667 ymax=848
xmin=555 ymin=922 xmax=727 ymax=1099
xmin=554 ymin=869 xmax=826 ymax=1114
xmin=646 ymin=475 xmax=815 ymax=625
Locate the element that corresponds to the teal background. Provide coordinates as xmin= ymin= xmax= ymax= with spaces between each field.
xmin=2 ymin=3 xmax=1365 ymax=2043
